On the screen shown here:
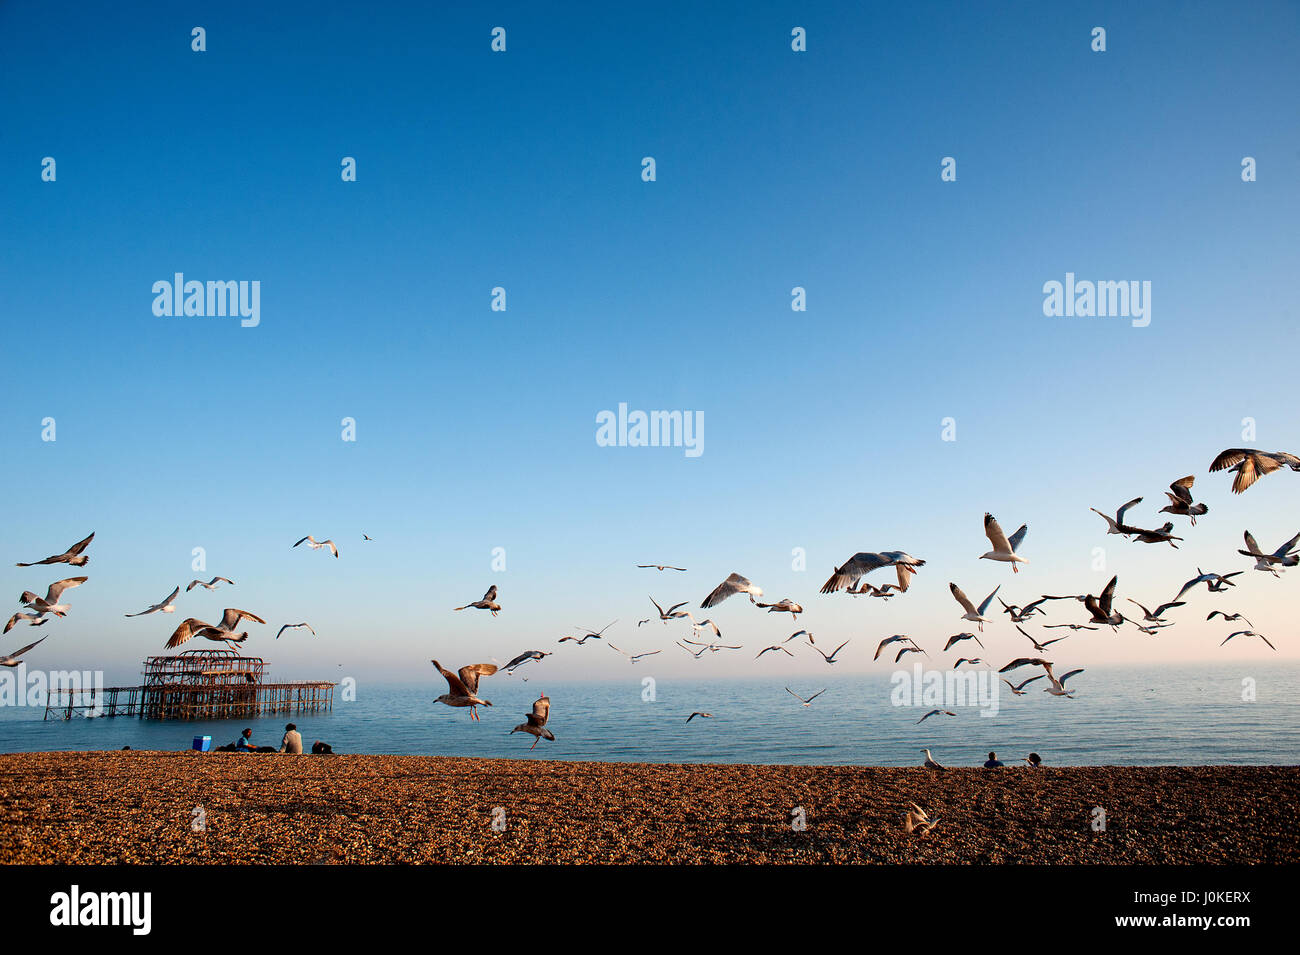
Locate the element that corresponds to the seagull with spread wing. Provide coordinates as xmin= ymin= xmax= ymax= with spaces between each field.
xmin=1238 ymin=530 xmax=1300 ymax=576
xmin=186 ymin=577 xmax=235 ymax=592
xmin=19 ymin=577 xmax=88 ymax=617
xmin=293 ymin=535 xmax=339 ymax=557
xmin=1159 ymin=476 xmax=1208 ymax=525
xmin=949 ymin=582 xmax=1001 ymax=632
xmin=454 ymin=585 xmax=501 ymax=616
xmin=0 ymin=636 xmax=47 ymax=667
xmin=15 ymin=532 xmax=94 ymax=567
xmin=979 ymin=513 xmax=1028 ymax=572
xmin=785 ymin=686 xmax=826 ymax=707
xmin=276 ymin=622 xmax=316 ymax=640
xmin=1210 ymin=448 xmax=1300 ymax=494
xmin=431 ymin=659 xmax=498 ymax=719
xmin=820 ymin=551 xmax=925 ymax=594
xmin=167 ymin=608 xmax=266 ymax=652
xmin=1220 ymin=630 xmax=1277 ymax=651
xmin=124 ymin=586 xmax=180 ymax=617
xmin=700 ymin=572 xmax=764 ymax=608
xmin=510 ymin=693 xmax=554 ymax=749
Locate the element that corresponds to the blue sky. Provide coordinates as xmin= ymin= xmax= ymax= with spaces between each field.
xmin=2 ymin=1 xmax=1298 ymax=686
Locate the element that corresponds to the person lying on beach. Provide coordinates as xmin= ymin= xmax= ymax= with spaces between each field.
xmin=983 ymin=751 xmax=1004 ymax=768
xmin=279 ymin=723 xmax=303 ymax=754
xmin=311 ymin=740 xmax=334 ymax=754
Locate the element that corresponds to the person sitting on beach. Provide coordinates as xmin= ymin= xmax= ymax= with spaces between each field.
xmin=1025 ymin=752 xmax=1042 ymax=768
xmin=235 ymin=728 xmax=256 ymax=752
xmin=279 ymin=723 xmax=303 ymax=754
xmin=311 ymin=740 xmax=334 ymax=754
xmin=983 ymin=751 xmax=1004 ymax=768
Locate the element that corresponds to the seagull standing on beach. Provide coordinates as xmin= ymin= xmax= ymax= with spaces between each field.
xmin=19 ymin=577 xmax=88 ymax=617
xmin=1238 ymin=530 xmax=1300 ymax=575
xmin=431 ymin=660 xmax=498 ymax=719
xmin=949 ymin=583 xmax=1001 ymax=632
xmin=820 ymin=551 xmax=925 ymax=594
xmin=979 ymin=513 xmax=1028 ymax=572
xmin=293 ymin=536 xmax=339 ymax=557
xmin=1209 ymin=448 xmax=1300 ymax=494
xmin=700 ymin=573 xmax=764 ymax=608
xmin=510 ymin=694 xmax=554 ymax=749
xmin=0 ymin=636 xmax=47 ymax=667
xmin=15 ymin=532 xmax=94 ymax=567
xmin=921 ymin=749 xmax=944 ymax=770
xmin=186 ymin=577 xmax=235 ymax=592
xmin=124 ymin=586 xmax=180 ymax=617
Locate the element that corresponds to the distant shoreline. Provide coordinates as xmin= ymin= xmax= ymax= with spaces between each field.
xmin=2 ymin=754 xmax=1295 ymax=864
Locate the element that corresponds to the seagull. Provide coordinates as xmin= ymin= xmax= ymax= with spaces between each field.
xmin=1000 ymin=597 xmax=1049 ymax=622
xmin=785 ymin=629 xmax=814 ymax=644
xmin=638 ymin=564 xmax=686 ymax=572
xmin=999 ymin=657 xmax=1054 ymax=674
xmin=1173 ymin=569 xmax=1242 ymax=602
xmin=701 ymin=573 xmax=764 ymax=608
xmin=755 ymin=598 xmax=802 ymax=619
xmin=676 ymin=641 xmax=709 ymax=659
xmin=293 ymin=535 xmax=339 ymax=558
xmin=0 ymin=636 xmax=47 ymax=667
xmin=943 ymin=631 xmax=984 ymax=652
xmin=363 ymin=534 xmax=374 ymax=541
xmin=874 ymin=634 xmax=919 ymax=660
xmin=895 ymin=645 xmax=927 ymax=663
xmin=1207 ymin=610 xmax=1254 ymax=628
xmin=980 ymin=513 xmax=1028 ymax=572
xmin=186 ymin=577 xmax=234 ymax=592
xmin=820 ymin=551 xmax=925 ymax=594
xmin=1002 ymin=674 xmax=1045 ymax=695
xmin=1090 ymin=498 xmax=1144 ymax=536
xmin=3 ymin=611 xmax=51 ymax=634
xmin=1221 ymin=630 xmax=1277 ymax=651
xmin=19 ymin=576 xmax=88 ymax=617
xmin=756 ymin=644 xmax=794 ymax=659
xmin=949 ymin=582 xmax=1001 ymax=631
xmin=167 ymin=608 xmax=266 ymax=651
xmin=1128 ymin=522 xmax=1183 ymax=548
xmin=916 ymin=709 xmax=956 ymax=723
xmin=685 ymin=712 xmax=713 ymax=722
xmin=639 ymin=597 xmax=689 ymax=625
xmin=921 ymin=749 xmax=944 ymax=770
xmin=509 ymin=694 xmax=554 ymax=749
xmin=1015 ymin=625 xmax=1068 ymax=652
xmin=1042 ymin=662 xmax=1085 ymax=697
xmin=847 ymin=582 xmax=899 ymax=598
xmin=431 ymin=659 xmax=498 ymax=719
xmin=608 ymin=644 xmax=661 ymax=663
xmin=1238 ymin=530 xmax=1300 ymax=575
xmin=684 ymin=614 xmax=724 ymax=638
xmin=905 ymin=803 xmax=940 ymax=835
xmin=1159 ymin=476 xmax=1208 ymax=525
xmin=15 ymin=532 xmax=94 ymax=567
xmin=124 ymin=586 xmax=180 ymax=617
xmin=806 ymin=638 xmax=850 ymax=664
xmin=566 ymin=620 xmax=616 ymax=643
xmin=1210 ymin=448 xmax=1300 ymax=494
xmin=276 ymin=622 xmax=316 ymax=640
xmin=1126 ymin=598 xmax=1184 ymax=623
xmin=1084 ymin=576 xmax=1123 ymax=629
xmin=1043 ymin=623 xmax=1097 ymax=631
xmin=454 ymin=585 xmax=501 ymax=616
xmin=784 ymin=687 xmax=826 ymax=707
xmin=953 ymin=657 xmax=984 ymax=668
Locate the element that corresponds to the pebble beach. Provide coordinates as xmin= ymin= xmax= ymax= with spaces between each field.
xmin=1 ymin=753 xmax=1295 ymax=864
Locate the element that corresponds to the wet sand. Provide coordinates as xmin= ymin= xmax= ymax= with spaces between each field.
xmin=0 ymin=753 xmax=1294 ymax=864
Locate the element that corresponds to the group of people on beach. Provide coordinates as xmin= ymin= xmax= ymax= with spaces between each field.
xmin=215 ymin=723 xmax=335 ymax=754
xmin=983 ymin=751 xmax=1042 ymax=768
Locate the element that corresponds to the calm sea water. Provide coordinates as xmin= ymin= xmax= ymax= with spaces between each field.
xmin=1 ymin=664 xmax=1297 ymax=766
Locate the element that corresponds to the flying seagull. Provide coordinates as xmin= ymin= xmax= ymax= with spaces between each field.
xmin=608 ymin=644 xmax=661 ymax=663
xmin=916 ymin=709 xmax=956 ymax=724
xmin=0 ymin=636 xmax=47 ymax=667
xmin=701 ymin=573 xmax=764 ymax=608
xmin=505 ymin=650 xmax=552 ymax=672
xmin=943 ymin=631 xmax=984 ymax=652
xmin=19 ymin=576 xmax=88 ymax=617
xmin=1083 ymin=576 xmax=1123 ymax=629
xmin=293 ymin=536 xmax=339 ymax=557
xmin=874 ymin=634 xmax=919 ymax=661
xmin=1000 ymin=597 xmax=1049 ymax=622
xmin=276 ymin=622 xmax=316 ymax=640
xmin=454 ymin=585 xmax=501 ymax=616
xmin=1003 ymin=674 xmax=1045 ymax=696
xmin=566 ymin=620 xmax=616 ymax=643
xmin=685 ymin=712 xmax=713 ymax=722
xmin=1090 ymin=498 xmax=1144 ymax=537
xmin=953 ymin=657 xmax=984 ymax=668
xmin=980 ymin=513 xmax=1028 ymax=572
xmin=1221 ymin=630 xmax=1277 ymax=651
xmin=167 ymin=608 xmax=266 ymax=651
xmin=186 ymin=577 xmax=234 ymax=592
xmin=683 ymin=614 xmax=724 ymax=638
xmin=1159 ymin=476 xmax=1208 ymax=525
xmin=124 ymin=586 xmax=181 ymax=617
xmin=949 ymin=582 xmax=1001 ymax=632
xmin=15 ymin=532 xmax=94 ymax=568
xmin=3 ymin=611 xmax=51 ymax=634
xmin=785 ymin=629 xmax=814 ymax=644
xmin=895 ymin=645 xmax=926 ymax=662
xmin=431 ymin=659 xmax=497 ymax=719
xmin=1015 ymin=624 xmax=1068 ymax=652
xmin=640 ymin=597 xmax=689 ymax=625
xmin=755 ymin=598 xmax=802 ymax=619
xmin=847 ymin=582 xmax=899 ymax=598
xmin=1210 ymin=448 xmax=1300 ymax=494
xmin=806 ymin=638 xmax=850 ymax=665
xmin=756 ymin=644 xmax=794 ymax=659
xmin=1043 ymin=623 xmax=1097 ymax=631
xmin=1042 ymin=662 xmax=1085 ymax=697
xmin=1238 ymin=530 xmax=1300 ymax=576
xmin=638 ymin=564 xmax=686 ymax=572
xmin=999 ymin=657 xmax=1054 ymax=675
xmin=1207 ymin=610 xmax=1253 ymax=628
xmin=1173 ymin=569 xmax=1242 ymax=602
xmin=820 ymin=551 xmax=925 ymax=594
xmin=784 ymin=687 xmax=826 ymax=707
xmin=1126 ymin=598 xmax=1184 ymax=623
xmin=1128 ymin=522 xmax=1183 ymax=548
xmin=510 ymin=694 xmax=554 ymax=749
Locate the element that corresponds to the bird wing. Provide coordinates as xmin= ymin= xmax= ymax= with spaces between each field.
xmin=1057 ymin=668 xmax=1085 ymax=686
xmin=458 ymin=663 xmax=498 ymax=694
xmin=1116 ymin=497 xmax=1143 ymax=525
xmin=784 ymin=686 xmax=806 ymax=703
xmin=293 ymin=536 xmax=311 ymax=547
xmin=166 ymin=618 xmax=209 ymax=649
xmin=221 ymin=608 xmax=266 ymax=629
xmin=1014 ymin=674 xmax=1046 ymax=691
xmin=976 ymin=585 xmax=1002 ymax=615
xmin=984 ymin=513 xmax=1013 ymax=553
xmin=526 ymin=696 xmax=550 ymax=727
xmin=5 ymin=636 xmax=48 ymax=660
xmin=1242 ymin=531 xmax=1265 ymax=556
xmin=804 ymin=689 xmax=827 ymax=703
xmin=66 ymin=532 xmax=95 ymax=556
xmin=1007 ymin=524 xmax=1028 ymax=554
xmin=1168 ymin=475 xmax=1195 ymax=504
xmin=1272 ymin=532 xmax=1300 ymax=558
xmin=1152 ymin=600 xmax=1184 ymax=617
xmin=819 ymin=552 xmax=884 ymax=593
xmin=949 ymin=582 xmax=977 ymax=615
xmin=45 ymin=576 xmax=89 ymax=602
xmin=702 ymin=573 xmax=751 ymax=607
xmin=431 ymin=660 xmax=470 ymax=695
xmin=1098 ymin=576 xmax=1117 ymax=614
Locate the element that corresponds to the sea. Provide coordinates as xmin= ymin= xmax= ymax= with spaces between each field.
xmin=1 ymin=663 xmax=1297 ymax=766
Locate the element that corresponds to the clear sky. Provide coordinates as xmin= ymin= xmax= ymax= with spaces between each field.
xmin=2 ymin=1 xmax=1298 ymax=686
